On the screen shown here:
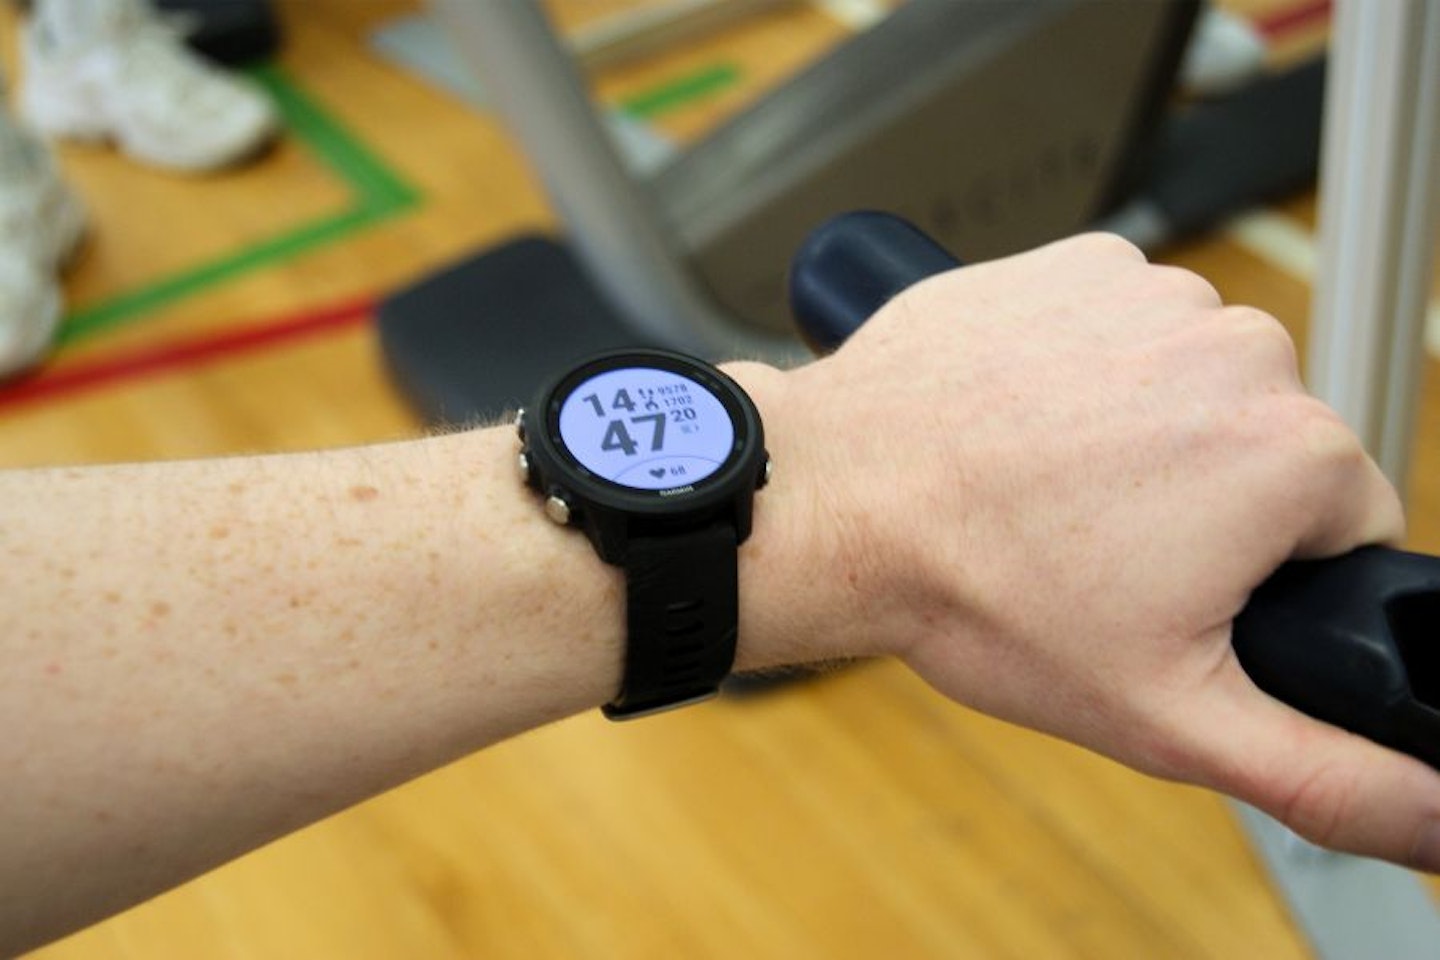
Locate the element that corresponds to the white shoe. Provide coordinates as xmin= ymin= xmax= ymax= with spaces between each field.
xmin=0 ymin=121 xmax=85 ymax=379
xmin=18 ymin=3 xmax=279 ymax=173
xmin=0 ymin=257 xmax=63 ymax=379
xmin=0 ymin=123 xmax=87 ymax=270
xmin=1180 ymin=6 xmax=1269 ymax=97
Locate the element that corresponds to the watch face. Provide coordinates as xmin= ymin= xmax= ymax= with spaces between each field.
xmin=556 ymin=365 xmax=736 ymax=491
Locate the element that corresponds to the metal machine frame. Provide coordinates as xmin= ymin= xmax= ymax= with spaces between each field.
xmin=428 ymin=0 xmax=1194 ymax=362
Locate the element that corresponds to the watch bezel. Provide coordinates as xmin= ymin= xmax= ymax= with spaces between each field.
xmin=527 ymin=349 xmax=765 ymax=518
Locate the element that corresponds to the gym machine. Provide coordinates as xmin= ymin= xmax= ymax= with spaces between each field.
xmin=379 ymin=0 xmax=1200 ymax=422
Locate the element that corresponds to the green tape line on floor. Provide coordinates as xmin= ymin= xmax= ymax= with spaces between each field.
xmin=59 ymin=65 xmax=422 ymax=346
xmin=252 ymin=65 xmax=419 ymax=214
xmin=619 ymin=62 xmax=741 ymax=119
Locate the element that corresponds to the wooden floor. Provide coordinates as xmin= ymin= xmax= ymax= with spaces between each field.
xmin=3 ymin=1 xmax=1438 ymax=957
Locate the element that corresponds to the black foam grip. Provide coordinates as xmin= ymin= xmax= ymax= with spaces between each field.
xmin=1145 ymin=57 xmax=1326 ymax=237
xmin=788 ymin=211 xmax=961 ymax=354
xmin=1233 ymin=546 xmax=1440 ymax=770
xmin=604 ymin=522 xmax=739 ymax=719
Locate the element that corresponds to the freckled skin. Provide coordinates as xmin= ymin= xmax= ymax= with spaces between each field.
xmin=0 ymin=428 xmax=662 ymax=955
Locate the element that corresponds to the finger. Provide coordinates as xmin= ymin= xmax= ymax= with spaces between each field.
xmin=1168 ymin=658 xmax=1440 ymax=871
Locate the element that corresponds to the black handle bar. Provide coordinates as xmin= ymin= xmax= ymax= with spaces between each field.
xmin=788 ymin=211 xmax=1440 ymax=770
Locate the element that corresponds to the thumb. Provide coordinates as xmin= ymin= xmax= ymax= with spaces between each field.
xmin=1168 ymin=657 xmax=1440 ymax=872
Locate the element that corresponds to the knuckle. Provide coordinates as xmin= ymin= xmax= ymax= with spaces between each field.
xmin=1277 ymin=759 xmax=1361 ymax=849
xmin=1221 ymin=305 xmax=1299 ymax=359
xmin=1255 ymin=394 xmax=1355 ymax=459
xmin=1290 ymin=398 xmax=1365 ymax=465
xmin=1066 ymin=231 xmax=1147 ymax=263
xmin=1218 ymin=303 xmax=1286 ymax=337
xmin=1149 ymin=264 xmax=1222 ymax=306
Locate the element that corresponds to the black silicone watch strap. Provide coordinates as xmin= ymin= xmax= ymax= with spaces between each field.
xmin=602 ymin=521 xmax=739 ymax=720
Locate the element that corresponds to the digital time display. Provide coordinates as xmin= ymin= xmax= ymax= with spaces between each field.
xmin=557 ymin=366 xmax=735 ymax=490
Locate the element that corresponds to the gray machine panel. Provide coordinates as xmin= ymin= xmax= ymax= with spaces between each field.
xmin=656 ymin=0 xmax=1194 ymax=333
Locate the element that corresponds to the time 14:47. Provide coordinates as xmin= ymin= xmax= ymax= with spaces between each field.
xmin=581 ymin=390 xmax=697 ymax=456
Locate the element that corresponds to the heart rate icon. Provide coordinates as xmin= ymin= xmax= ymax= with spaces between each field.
xmin=650 ymin=468 xmax=666 ymax=479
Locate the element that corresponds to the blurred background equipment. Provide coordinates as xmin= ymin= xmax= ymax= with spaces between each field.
xmin=377 ymin=0 xmax=1338 ymax=427
xmin=378 ymin=0 xmax=1201 ymax=422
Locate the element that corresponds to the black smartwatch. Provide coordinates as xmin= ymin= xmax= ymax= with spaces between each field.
xmin=516 ymin=349 xmax=770 ymax=720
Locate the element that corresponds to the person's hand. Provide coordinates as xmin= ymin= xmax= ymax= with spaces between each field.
xmin=727 ymin=233 xmax=1440 ymax=872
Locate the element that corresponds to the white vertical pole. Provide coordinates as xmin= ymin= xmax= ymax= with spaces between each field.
xmin=1238 ymin=2 xmax=1440 ymax=957
xmin=1307 ymin=0 xmax=1440 ymax=493
xmin=1378 ymin=3 xmax=1440 ymax=479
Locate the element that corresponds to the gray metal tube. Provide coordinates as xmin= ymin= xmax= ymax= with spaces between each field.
xmin=430 ymin=0 xmax=806 ymax=364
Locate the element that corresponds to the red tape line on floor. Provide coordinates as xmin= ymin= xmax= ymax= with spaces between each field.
xmin=1254 ymin=0 xmax=1331 ymax=41
xmin=0 ymin=295 xmax=377 ymax=414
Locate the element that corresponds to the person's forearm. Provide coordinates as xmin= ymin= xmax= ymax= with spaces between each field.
xmin=0 ymin=406 xmax=830 ymax=953
xmin=0 ymin=427 xmax=628 ymax=948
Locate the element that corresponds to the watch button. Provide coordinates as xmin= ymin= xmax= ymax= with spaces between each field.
xmin=758 ymin=455 xmax=773 ymax=489
xmin=544 ymin=493 xmax=574 ymax=525
xmin=514 ymin=408 xmax=527 ymax=442
xmin=516 ymin=451 xmax=535 ymax=486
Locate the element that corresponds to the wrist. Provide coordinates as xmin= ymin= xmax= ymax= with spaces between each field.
xmin=515 ymin=350 xmax=772 ymax=717
xmin=724 ymin=361 xmax=905 ymax=674
xmin=437 ymin=427 xmax=627 ymax=719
